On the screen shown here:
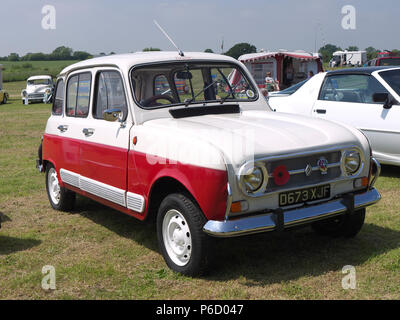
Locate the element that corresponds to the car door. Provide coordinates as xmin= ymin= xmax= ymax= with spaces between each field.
xmin=312 ymin=73 xmax=400 ymax=163
xmin=56 ymin=72 xmax=91 ymax=182
xmin=79 ymin=69 xmax=131 ymax=207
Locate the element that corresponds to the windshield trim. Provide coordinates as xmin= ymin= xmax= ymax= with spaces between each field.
xmin=129 ymin=59 xmax=259 ymax=111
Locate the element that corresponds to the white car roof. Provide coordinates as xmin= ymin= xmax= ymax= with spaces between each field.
xmin=27 ymin=75 xmax=52 ymax=81
xmin=59 ymin=51 xmax=239 ymax=76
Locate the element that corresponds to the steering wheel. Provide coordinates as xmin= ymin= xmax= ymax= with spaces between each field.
xmin=142 ymin=94 xmax=176 ymax=107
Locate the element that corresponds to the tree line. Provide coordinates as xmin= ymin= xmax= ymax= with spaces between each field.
xmin=0 ymin=46 xmax=93 ymax=62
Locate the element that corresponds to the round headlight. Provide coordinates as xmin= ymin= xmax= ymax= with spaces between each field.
xmin=342 ymin=150 xmax=361 ymax=175
xmin=242 ymin=166 xmax=264 ymax=193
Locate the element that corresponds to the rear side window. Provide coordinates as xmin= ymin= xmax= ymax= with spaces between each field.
xmin=93 ymin=71 xmax=128 ymax=120
xmin=66 ymin=72 xmax=92 ymax=117
xmin=52 ymin=79 xmax=64 ymax=115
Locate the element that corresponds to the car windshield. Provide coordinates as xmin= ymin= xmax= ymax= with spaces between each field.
xmin=379 ymin=69 xmax=400 ymax=96
xmin=28 ymin=79 xmax=51 ymax=85
xmin=131 ymin=62 xmax=257 ymax=109
xmin=272 ymin=79 xmax=308 ymax=95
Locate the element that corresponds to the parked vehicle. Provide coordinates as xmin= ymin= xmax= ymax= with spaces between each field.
xmin=37 ymin=52 xmax=381 ymax=275
xmin=329 ymin=51 xmax=367 ymax=68
xmin=21 ymin=75 xmax=54 ymax=104
xmin=268 ymin=66 xmax=400 ymax=166
xmin=238 ymin=50 xmax=323 ymax=90
xmin=365 ymin=57 xmax=400 ymax=67
xmin=0 ymin=64 xmax=9 ymax=105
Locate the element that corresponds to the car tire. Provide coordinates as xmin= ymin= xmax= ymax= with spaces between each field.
xmin=312 ymin=208 xmax=365 ymax=238
xmin=156 ymin=193 xmax=214 ymax=277
xmin=2 ymin=96 xmax=6 ymax=104
xmin=45 ymin=164 xmax=75 ymax=211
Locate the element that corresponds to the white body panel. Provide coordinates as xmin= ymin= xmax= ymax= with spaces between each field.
xmin=269 ymin=68 xmax=400 ymax=166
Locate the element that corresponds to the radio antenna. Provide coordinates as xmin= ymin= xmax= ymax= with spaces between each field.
xmin=154 ymin=20 xmax=184 ymax=57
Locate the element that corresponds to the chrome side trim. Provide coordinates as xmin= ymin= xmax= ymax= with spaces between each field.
xmin=126 ymin=192 xmax=145 ymax=213
xmin=60 ymin=169 xmax=80 ymax=188
xmin=80 ymin=176 xmax=126 ymax=207
xmin=203 ymin=188 xmax=381 ymax=238
xmin=60 ymin=168 xmax=128 ymax=207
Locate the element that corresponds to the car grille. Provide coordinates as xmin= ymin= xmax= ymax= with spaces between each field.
xmin=29 ymin=93 xmax=44 ymax=99
xmin=264 ymin=151 xmax=342 ymax=192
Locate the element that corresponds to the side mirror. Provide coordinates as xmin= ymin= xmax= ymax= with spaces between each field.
xmin=103 ymin=108 xmax=122 ymax=122
xmin=372 ymin=92 xmax=388 ymax=103
xmin=373 ymin=92 xmax=397 ymax=109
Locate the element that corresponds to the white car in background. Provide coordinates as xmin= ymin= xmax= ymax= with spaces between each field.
xmin=268 ymin=67 xmax=400 ymax=166
xmin=21 ymin=75 xmax=54 ymax=104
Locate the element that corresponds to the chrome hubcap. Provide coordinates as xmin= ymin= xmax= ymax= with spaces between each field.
xmin=48 ymin=168 xmax=61 ymax=205
xmin=162 ymin=209 xmax=192 ymax=266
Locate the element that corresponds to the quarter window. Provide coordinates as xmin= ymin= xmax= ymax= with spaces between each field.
xmin=66 ymin=72 xmax=92 ymax=117
xmin=52 ymin=79 xmax=64 ymax=115
xmin=93 ymin=71 xmax=128 ymax=120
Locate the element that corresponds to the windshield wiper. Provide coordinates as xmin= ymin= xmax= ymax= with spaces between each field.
xmin=220 ymin=81 xmax=241 ymax=104
xmin=184 ymin=79 xmax=220 ymax=106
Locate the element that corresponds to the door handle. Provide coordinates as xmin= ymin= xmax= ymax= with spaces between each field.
xmin=82 ymin=128 xmax=95 ymax=137
xmin=315 ymin=109 xmax=327 ymax=114
xmin=57 ymin=125 xmax=68 ymax=132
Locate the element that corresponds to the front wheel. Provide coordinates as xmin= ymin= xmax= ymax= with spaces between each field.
xmin=45 ymin=164 xmax=75 ymax=211
xmin=156 ymin=193 xmax=213 ymax=276
xmin=312 ymin=208 xmax=365 ymax=238
xmin=2 ymin=96 xmax=6 ymax=104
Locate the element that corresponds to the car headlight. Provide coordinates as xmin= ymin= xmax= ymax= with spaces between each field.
xmin=239 ymin=165 xmax=266 ymax=194
xmin=342 ymin=149 xmax=362 ymax=176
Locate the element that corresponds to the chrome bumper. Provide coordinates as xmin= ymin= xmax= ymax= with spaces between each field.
xmin=203 ymin=188 xmax=381 ymax=238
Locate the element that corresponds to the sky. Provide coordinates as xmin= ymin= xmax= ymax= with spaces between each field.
xmin=0 ymin=0 xmax=399 ymax=57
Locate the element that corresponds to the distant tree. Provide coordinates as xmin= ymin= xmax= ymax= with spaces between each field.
xmin=109 ymin=52 xmax=116 ymax=55
xmin=8 ymin=53 xmax=20 ymax=61
xmin=204 ymin=49 xmax=214 ymax=53
xmin=49 ymin=46 xmax=73 ymax=60
xmin=224 ymin=43 xmax=256 ymax=59
xmin=72 ymin=51 xmax=92 ymax=60
xmin=346 ymin=46 xmax=359 ymax=51
xmin=391 ymin=49 xmax=400 ymax=56
xmin=99 ymin=52 xmax=106 ymax=56
xmin=318 ymin=44 xmax=342 ymax=63
xmin=365 ymin=47 xmax=379 ymax=60
xmin=143 ymin=47 xmax=161 ymax=51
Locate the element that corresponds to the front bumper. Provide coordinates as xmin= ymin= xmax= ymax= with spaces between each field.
xmin=203 ymin=187 xmax=381 ymax=237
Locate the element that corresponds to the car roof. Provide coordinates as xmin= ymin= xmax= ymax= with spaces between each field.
xmin=326 ymin=66 xmax=400 ymax=76
xmin=59 ymin=52 xmax=238 ymax=76
xmin=27 ymin=75 xmax=52 ymax=81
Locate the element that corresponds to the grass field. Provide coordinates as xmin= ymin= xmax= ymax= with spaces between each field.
xmin=0 ymin=96 xmax=400 ymax=300
xmin=0 ymin=60 xmax=77 ymax=83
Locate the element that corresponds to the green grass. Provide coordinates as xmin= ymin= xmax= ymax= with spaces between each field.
xmin=0 ymin=94 xmax=400 ymax=299
xmin=0 ymin=60 xmax=77 ymax=82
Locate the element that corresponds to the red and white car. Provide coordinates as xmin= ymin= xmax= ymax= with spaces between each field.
xmin=37 ymin=52 xmax=381 ymax=275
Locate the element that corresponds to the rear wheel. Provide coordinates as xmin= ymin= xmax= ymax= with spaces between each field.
xmin=312 ymin=209 xmax=365 ymax=238
xmin=156 ymin=193 xmax=213 ymax=276
xmin=2 ymin=95 xmax=6 ymax=104
xmin=45 ymin=164 xmax=75 ymax=211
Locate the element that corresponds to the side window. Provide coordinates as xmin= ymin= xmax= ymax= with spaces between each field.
xmin=67 ymin=75 xmax=78 ymax=116
xmin=319 ymin=74 xmax=388 ymax=104
xmin=66 ymin=72 xmax=92 ymax=117
xmin=52 ymin=79 xmax=64 ymax=115
xmin=93 ymin=71 xmax=128 ymax=120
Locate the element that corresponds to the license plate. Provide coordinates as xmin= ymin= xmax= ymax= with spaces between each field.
xmin=279 ymin=185 xmax=331 ymax=207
